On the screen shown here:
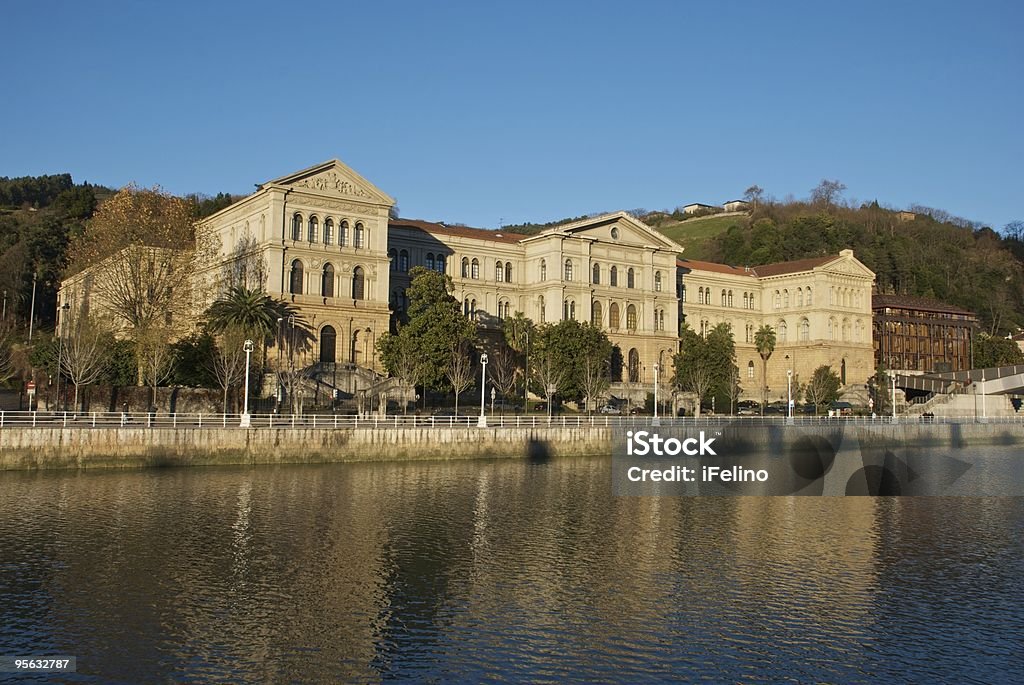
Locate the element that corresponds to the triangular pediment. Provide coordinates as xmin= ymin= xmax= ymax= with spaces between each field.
xmin=525 ymin=212 xmax=683 ymax=252
xmin=820 ymin=252 xmax=875 ymax=279
xmin=262 ymin=159 xmax=395 ymax=205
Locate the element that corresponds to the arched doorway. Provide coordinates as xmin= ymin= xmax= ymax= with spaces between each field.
xmin=320 ymin=325 xmax=336 ymax=363
xmin=628 ymin=348 xmax=640 ymax=383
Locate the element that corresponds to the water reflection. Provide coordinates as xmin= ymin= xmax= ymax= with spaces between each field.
xmin=0 ymin=460 xmax=1022 ymax=682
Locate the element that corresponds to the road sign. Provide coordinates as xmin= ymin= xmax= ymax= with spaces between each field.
xmin=26 ymin=381 xmax=35 ymax=396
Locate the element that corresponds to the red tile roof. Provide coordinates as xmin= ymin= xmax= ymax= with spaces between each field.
xmin=389 ymin=219 xmax=526 ymax=244
xmin=677 ymin=258 xmax=756 ymax=277
xmin=752 ymin=256 xmax=834 ymax=277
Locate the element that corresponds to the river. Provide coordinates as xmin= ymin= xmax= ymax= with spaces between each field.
xmin=1 ymin=457 xmax=1022 ymax=683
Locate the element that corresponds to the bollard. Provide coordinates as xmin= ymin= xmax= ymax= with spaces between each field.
xmin=198 ymin=413 xmax=202 ymax=427
xmin=173 ymin=413 xmax=177 ymax=428
xmin=92 ymin=412 xmax=96 ymax=428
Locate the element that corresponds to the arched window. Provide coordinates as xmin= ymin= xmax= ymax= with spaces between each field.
xmin=698 ymin=287 xmax=705 ymax=304
xmin=289 ymin=259 xmax=303 ymax=294
xmin=628 ymin=349 xmax=640 ymax=383
xmin=593 ymin=263 xmax=601 ymax=285
xmin=659 ymin=310 xmax=665 ymax=331
xmin=721 ymin=289 xmax=727 ymax=306
xmin=783 ymin=289 xmax=790 ymax=308
xmin=610 ymin=266 xmax=618 ymax=286
xmin=471 ymin=258 xmax=480 ymax=279
xmin=388 ymin=248 xmax=397 ymax=270
xmin=774 ymin=290 xmax=781 ymax=309
xmin=609 ymin=303 xmax=620 ymax=329
xmin=354 ymin=222 xmax=365 ymax=248
xmin=291 ymin=213 xmax=302 ymax=241
xmin=324 ymin=218 xmax=334 ymax=245
xmin=800 ymin=318 xmax=810 ymax=341
xmin=778 ymin=320 xmax=788 ymax=343
xmin=321 ymin=263 xmax=335 ymax=298
xmin=828 ymin=317 xmax=836 ymax=340
xmin=563 ymin=299 xmax=575 ymax=320
xmin=464 ymin=298 xmax=471 ymax=316
xmin=749 ymin=293 xmax=755 ymax=309
xmin=540 ymin=259 xmax=547 ymax=281
xmin=399 ymin=249 xmax=409 ymax=272
xmin=319 ymin=325 xmax=336 ymax=363
xmin=308 ymin=216 xmax=318 ymax=243
xmin=539 ymin=296 xmax=546 ymax=324
xmin=654 ymin=271 xmax=662 ymax=292
xmin=626 ymin=304 xmax=637 ymax=331
xmin=796 ymin=288 xmax=803 ymax=307
xmin=592 ymin=300 xmax=603 ymax=327
xmin=748 ymin=360 xmax=755 ymax=379
xmin=564 ymin=259 xmax=573 ymax=282
xmin=339 ymin=220 xmax=349 ymax=247
xmin=627 ymin=268 xmax=635 ymax=289
xmin=806 ymin=287 xmax=812 ymax=305
xmin=426 ymin=253 xmax=435 ymax=271
xmin=743 ymin=292 xmax=749 ymax=309
xmin=461 ymin=257 xmax=469 ymax=278
xmin=502 ymin=301 xmax=512 ymax=318
xmin=352 ymin=266 xmax=365 ymax=300
xmin=745 ymin=323 xmax=753 ymax=343
xmin=842 ymin=318 xmax=851 ymax=341
xmin=496 ymin=261 xmax=504 ymax=282
xmin=437 ymin=255 xmax=446 ymax=272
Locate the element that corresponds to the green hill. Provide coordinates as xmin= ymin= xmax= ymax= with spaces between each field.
xmin=649 ymin=213 xmax=748 ymax=260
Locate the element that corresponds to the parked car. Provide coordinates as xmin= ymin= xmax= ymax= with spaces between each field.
xmin=598 ymin=405 xmax=621 ymax=415
xmin=737 ymin=406 xmax=758 ymax=416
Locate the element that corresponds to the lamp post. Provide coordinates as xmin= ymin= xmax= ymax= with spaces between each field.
xmin=891 ymin=373 xmax=897 ymax=424
xmin=490 ymin=386 xmax=496 ymax=415
xmin=477 ymin=353 xmax=489 ymax=427
xmin=523 ymin=328 xmax=530 ymax=414
xmin=653 ymin=362 xmax=661 ymax=426
xmin=786 ymin=369 xmax=794 ymax=425
xmin=240 ymin=339 xmax=254 ymax=427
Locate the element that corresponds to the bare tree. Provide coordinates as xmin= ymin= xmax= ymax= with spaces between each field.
xmin=743 ymin=185 xmax=764 ymax=208
xmin=0 ymin=319 xmax=18 ymax=386
xmin=532 ymin=354 xmax=565 ymax=418
xmin=810 ymin=179 xmax=847 ymax=206
xmin=446 ymin=341 xmax=474 ymax=415
xmin=490 ymin=346 xmax=519 ymax=408
xmin=220 ymin=231 xmax=268 ymax=293
xmin=136 ymin=325 xmax=175 ymax=410
xmin=580 ymin=355 xmax=609 ymax=415
xmin=60 ymin=311 xmax=113 ymax=411
xmin=388 ymin=338 xmax=423 ymax=415
xmin=682 ymin=365 xmax=715 ymax=418
xmin=724 ymin=367 xmax=742 ymax=415
xmin=208 ymin=325 xmax=248 ymax=413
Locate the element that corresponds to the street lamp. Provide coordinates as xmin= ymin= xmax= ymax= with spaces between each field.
xmin=653 ymin=362 xmax=661 ymax=426
xmin=490 ymin=386 xmax=496 ymax=415
xmin=240 ymin=339 xmax=254 ymax=427
xmin=786 ymin=369 xmax=794 ymax=425
xmin=477 ymin=353 xmax=489 ymax=427
xmin=891 ymin=373 xmax=897 ymax=424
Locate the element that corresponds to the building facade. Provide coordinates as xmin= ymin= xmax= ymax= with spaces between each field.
xmin=872 ymin=294 xmax=977 ymax=373
xmin=678 ymin=250 xmax=876 ymax=401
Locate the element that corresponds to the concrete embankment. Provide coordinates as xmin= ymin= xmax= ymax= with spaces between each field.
xmin=0 ymin=426 xmax=611 ymax=470
xmin=1 ymin=421 xmax=1023 ymax=471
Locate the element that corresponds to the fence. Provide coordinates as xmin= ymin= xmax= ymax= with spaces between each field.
xmin=0 ymin=411 xmax=1017 ymax=429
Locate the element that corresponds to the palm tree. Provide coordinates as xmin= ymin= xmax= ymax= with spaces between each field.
xmin=205 ymin=286 xmax=314 ymax=404
xmin=754 ymin=324 xmax=776 ymax=416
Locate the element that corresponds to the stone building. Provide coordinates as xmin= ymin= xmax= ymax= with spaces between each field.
xmin=678 ymin=250 xmax=876 ymax=402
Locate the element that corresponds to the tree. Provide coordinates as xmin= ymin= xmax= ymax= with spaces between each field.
xmin=528 ymin=320 xmax=612 ymax=406
xmin=502 ymin=311 xmax=535 ymax=407
xmin=446 ymin=340 xmax=475 ymax=415
xmin=743 ymin=185 xmax=764 ymax=208
xmin=973 ymin=333 xmax=1024 ymax=368
xmin=207 ymin=325 xmax=248 ymax=413
xmin=378 ymin=267 xmax=476 ymax=400
xmin=724 ymin=366 xmax=742 ymax=415
xmin=754 ymin=324 xmax=776 ymax=415
xmin=378 ymin=330 xmax=423 ymax=414
xmin=490 ymin=346 xmax=519 ymax=408
xmin=673 ymin=323 xmax=734 ymax=417
xmin=580 ymin=355 xmax=610 ymax=414
xmin=805 ymin=365 xmax=842 ymax=412
xmin=60 ymin=310 xmax=113 ymax=411
xmin=810 ymin=179 xmax=847 ymax=206
xmin=136 ymin=325 xmax=175 ymax=409
xmin=66 ymin=184 xmax=220 ymax=384
xmin=531 ymin=353 xmax=565 ymax=417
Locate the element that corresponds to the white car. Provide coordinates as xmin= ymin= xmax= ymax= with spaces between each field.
xmin=598 ymin=405 xmax=622 ymax=415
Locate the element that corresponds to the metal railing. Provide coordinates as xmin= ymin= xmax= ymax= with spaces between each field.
xmin=0 ymin=410 xmax=1019 ymax=429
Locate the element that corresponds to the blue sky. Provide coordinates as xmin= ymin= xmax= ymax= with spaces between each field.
xmin=3 ymin=1 xmax=1021 ymax=229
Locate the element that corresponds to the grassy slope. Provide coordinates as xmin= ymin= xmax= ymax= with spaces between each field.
xmin=651 ymin=213 xmax=748 ymax=260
